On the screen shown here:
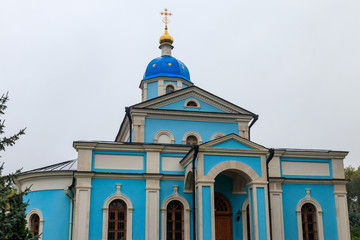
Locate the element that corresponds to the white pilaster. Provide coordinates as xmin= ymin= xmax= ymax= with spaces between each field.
xmin=73 ymin=173 xmax=93 ymax=240
xmin=132 ymin=114 xmax=146 ymax=142
xmin=158 ymin=79 xmax=165 ymax=96
xmin=269 ymin=182 xmax=285 ymax=240
xmin=334 ymin=184 xmax=351 ymax=240
xmin=145 ymin=175 xmax=161 ymax=240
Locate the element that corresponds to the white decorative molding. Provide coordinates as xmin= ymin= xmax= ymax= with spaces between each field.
xmin=296 ymin=189 xmax=324 ymax=240
xmin=210 ymin=132 xmax=226 ymax=141
xmin=161 ymin=186 xmax=191 ymax=240
xmin=154 ymin=130 xmax=175 ymax=144
xmin=184 ymin=98 xmax=201 ymax=109
xmin=102 ymin=184 xmax=134 ymax=240
xmin=26 ymin=209 xmax=44 ymax=239
xmin=148 ymin=91 xmax=238 ymax=113
xmin=94 ymin=154 xmax=143 ymax=170
xmin=282 ymin=161 xmax=330 ymax=176
xmin=206 ymin=160 xmax=260 ymax=182
xmin=182 ymin=131 xmax=203 ymax=145
xmin=162 ymin=157 xmax=184 ymax=172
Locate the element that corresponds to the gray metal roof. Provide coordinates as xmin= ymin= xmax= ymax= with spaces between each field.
xmin=21 ymin=159 xmax=77 ymax=174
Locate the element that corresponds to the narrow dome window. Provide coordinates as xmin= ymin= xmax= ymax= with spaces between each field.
xmin=186 ymin=135 xmax=198 ymax=145
xmin=166 ymin=85 xmax=175 ymax=94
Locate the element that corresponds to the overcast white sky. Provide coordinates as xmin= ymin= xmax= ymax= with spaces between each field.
xmin=1 ymin=0 xmax=359 ymax=174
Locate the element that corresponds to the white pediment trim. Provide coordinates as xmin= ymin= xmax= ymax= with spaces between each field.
xmin=132 ymin=86 xmax=255 ymax=115
xmin=200 ymin=133 xmax=268 ymax=151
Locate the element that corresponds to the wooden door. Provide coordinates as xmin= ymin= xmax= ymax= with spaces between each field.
xmin=215 ymin=193 xmax=233 ymax=240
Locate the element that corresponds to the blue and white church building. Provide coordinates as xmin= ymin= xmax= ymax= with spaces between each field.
xmin=16 ymin=13 xmax=351 ymax=240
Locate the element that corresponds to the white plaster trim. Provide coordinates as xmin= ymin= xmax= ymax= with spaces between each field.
xmin=184 ymin=164 xmax=193 ymax=193
xmin=206 ymin=160 xmax=260 ymax=182
xmin=296 ymin=189 xmax=324 ymax=240
xmin=26 ymin=209 xmax=44 ymax=239
xmin=161 ymin=186 xmax=191 ymax=240
xmin=102 ymin=184 xmax=134 ymax=240
xmin=210 ymin=132 xmax=226 ymax=141
xmin=154 ymin=129 xmax=175 ymax=144
xmin=184 ymin=98 xmax=200 ymax=109
xmin=241 ymin=199 xmax=250 ymax=240
xmin=182 ymin=131 xmax=203 ymax=145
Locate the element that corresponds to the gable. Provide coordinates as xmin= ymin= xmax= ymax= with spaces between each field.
xmin=132 ymin=86 xmax=256 ymax=115
xmin=210 ymin=139 xmax=254 ymax=150
xmin=157 ymin=97 xmax=226 ymax=113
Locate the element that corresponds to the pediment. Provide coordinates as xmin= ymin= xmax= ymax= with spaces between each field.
xmin=200 ymin=133 xmax=267 ymax=151
xmin=132 ymin=86 xmax=255 ymax=115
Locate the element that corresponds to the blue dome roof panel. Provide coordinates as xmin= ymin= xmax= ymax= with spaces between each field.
xmin=143 ymin=56 xmax=191 ymax=82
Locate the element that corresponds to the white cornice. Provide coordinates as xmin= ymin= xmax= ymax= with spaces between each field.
xmin=274 ymin=149 xmax=348 ymax=159
xmin=130 ymin=108 xmax=253 ymax=122
xmin=139 ymin=77 xmax=193 ymax=89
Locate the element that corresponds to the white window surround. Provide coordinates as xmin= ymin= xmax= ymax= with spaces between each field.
xmin=182 ymin=131 xmax=203 ymax=145
xmin=26 ymin=209 xmax=44 ymax=239
xmin=210 ymin=132 xmax=226 ymax=141
xmin=161 ymin=186 xmax=191 ymax=240
xmin=154 ymin=130 xmax=175 ymax=144
xmin=241 ymin=199 xmax=251 ymax=240
xmin=184 ymin=98 xmax=200 ymax=109
xmin=102 ymin=184 xmax=134 ymax=240
xmin=296 ymin=189 xmax=324 ymax=240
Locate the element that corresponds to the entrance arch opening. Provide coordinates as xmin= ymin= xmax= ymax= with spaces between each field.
xmin=215 ymin=193 xmax=233 ymax=240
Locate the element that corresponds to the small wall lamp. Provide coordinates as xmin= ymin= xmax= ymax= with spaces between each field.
xmin=236 ymin=210 xmax=241 ymax=222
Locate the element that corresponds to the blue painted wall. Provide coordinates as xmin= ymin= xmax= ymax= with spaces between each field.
xmin=214 ymin=174 xmax=248 ymax=239
xmin=160 ymin=180 xmax=193 ymax=239
xmin=282 ymin=184 xmax=338 ymax=240
xmin=25 ymin=190 xmax=71 ymax=240
xmin=204 ymin=155 xmax=262 ymax=178
xmin=147 ymin=81 xmax=158 ymax=100
xmin=158 ymin=97 xmax=225 ymax=113
xmin=144 ymin=118 xmax=238 ymax=144
xmin=202 ymin=186 xmax=212 ymax=240
xmin=211 ymin=139 xmax=253 ymax=149
xmin=256 ymin=187 xmax=267 ymax=240
xmin=89 ymin=179 xmax=146 ymax=240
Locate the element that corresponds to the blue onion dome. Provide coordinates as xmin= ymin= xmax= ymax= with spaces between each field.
xmin=143 ymin=55 xmax=191 ymax=82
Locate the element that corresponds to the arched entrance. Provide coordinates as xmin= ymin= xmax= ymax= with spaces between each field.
xmin=215 ymin=193 xmax=233 ymax=240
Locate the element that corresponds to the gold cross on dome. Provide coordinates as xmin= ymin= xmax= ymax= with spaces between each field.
xmin=161 ymin=8 xmax=172 ymax=27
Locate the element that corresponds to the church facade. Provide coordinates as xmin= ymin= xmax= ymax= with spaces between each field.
xmin=16 ymin=12 xmax=350 ymax=240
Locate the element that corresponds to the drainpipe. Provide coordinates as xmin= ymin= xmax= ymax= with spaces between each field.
xmin=266 ymin=148 xmax=275 ymax=240
xmin=125 ymin=107 xmax=132 ymax=143
xmin=191 ymin=145 xmax=199 ymax=240
xmin=248 ymin=115 xmax=258 ymax=141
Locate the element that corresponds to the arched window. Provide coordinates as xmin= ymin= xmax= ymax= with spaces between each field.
xmin=301 ymin=203 xmax=318 ymax=240
xmin=186 ymin=135 xmax=198 ymax=145
xmin=186 ymin=101 xmax=197 ymax=107
xmin=30 ymin=214 xmax=40 ymax=237
xmin=296 ymin=189 xmax=324 ymax=240
xmin=166 ymin=200 xmax=184 ymax=240
xmin=102 ymin=184 xmax=134 ymax=240
xmin=154 ymin=130 xmax=175 ymax=144
xmin=166 ymin=85 xmax=175 ymax=94
xmin=26 ymin=209 xmax=43 ymax=239
xmin=184 ymin=99 xmax=200 ymax=109
xmin=161 ymin=186 xmax=190 ymax=240
xmin=108 ymin=199 xmax=127 ymax=240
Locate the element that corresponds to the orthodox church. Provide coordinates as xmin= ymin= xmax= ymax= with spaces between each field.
xmin=16 ymin=9 xmax=350 ymax=240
